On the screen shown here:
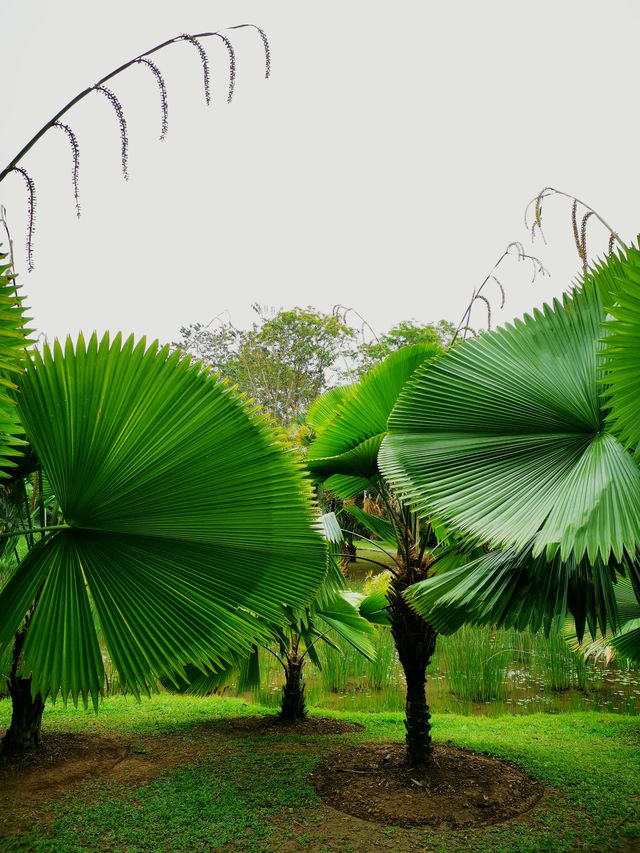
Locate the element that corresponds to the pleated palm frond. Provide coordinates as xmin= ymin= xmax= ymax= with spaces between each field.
xmin=305 ymin=384 xmax=355 ymax=432
xmin=151 ymin=511 xmax=376 ymax=696
xmin=0 ymin=333 xmax=326 ymax=707
xmin=562 ymin=576 xmax=640 ymax=664
xmin=404 ymin=539 xmax=638 ymax=641
xmin=380 ymin=278 xmax=640 ymax=564
xmin=315 ymin=590 xmax=376 ymax=659
xmin=306 ymin=344 xmax=441 ymax=499
xmin=346 ymin=588 xmax=391 ymax=626
xmin=601 ymin=244 xmax=640 ymax=452
xmin=290 ymin=512 xmax=376 ymax=658
xmin=163 ymin=647 xmax=262 ymax=697
xmin=0 ymin=247 xmax=33 ymax=476
xmin=611 ymin=619 xmax=640 ymax=664
xmin=341 ymin=503 xmax=396 ymax=547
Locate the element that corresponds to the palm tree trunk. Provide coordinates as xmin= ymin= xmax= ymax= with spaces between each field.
xmin=1 ymin=621 xmax=44 ymax=759
xmin=278 ymin=655 xmax=307 ymax=722
xmin=339 ymin=534 xmax=357 ymax=575
xmin=388 ymin=574 xmax=437 ymax=767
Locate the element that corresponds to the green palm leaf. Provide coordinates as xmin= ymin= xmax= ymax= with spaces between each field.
xmin=562 ymin=576 xmax=640 ymax=663
xmin=611 ymin=619 xmax=640 ymax=663
xmin=316 ymin=590 xmax=376 ymax=659
xmin=0 ymin=246 xmax=33 ymax=475
xmin=601 ymin=244 xmax=640 ymax=451
xmin=380 ymin=279 xmax=640 ymax=563
xmin=305 ymin=384 xmax=355 ymax=432
xmin=404 ymin=541 xmax=633 ymax=641
xmin=341 ymin=504 xmax=396 ymax=546
xmin=307 ymin=344 xmax=441 ymax=498
xmin=0 ymin=334 xmax=326 ymax=706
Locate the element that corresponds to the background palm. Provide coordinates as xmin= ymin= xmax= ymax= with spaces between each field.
xmin=306 ymin=343 xmax=445 ymax=766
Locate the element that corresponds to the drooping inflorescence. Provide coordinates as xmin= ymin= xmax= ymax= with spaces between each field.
xmin=9 ymin=168 xmax=36 ymax=272
xmin=213 ymin=34 xmax=236 ymax=103
xmin=136 ymin=58 xmax=169 ymax=140
xmin=256 ymin=28 xmax=271 ymax=78
xmin=53 ymin=122 xmax=81 ymax=217
xmin=454 ymin=241 xmax=548 ymax=342
xmin=182 ymin=34 xmax=211 ymax=106
xmin=0 ymin=24 xmax=270 ymax=271
xmin=525 ymin=186 xmax=624 ymax=272
xmin=94 ymin=86 xmax=130 ymax=181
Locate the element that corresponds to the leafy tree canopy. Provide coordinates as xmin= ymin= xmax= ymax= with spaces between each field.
xmin=175 ymin=308 xmax=455 ymax=424
xmin=351 ymin=319 xmax=455 ymax=378
xmin=175 ymin=305 xmax=356 ymax=425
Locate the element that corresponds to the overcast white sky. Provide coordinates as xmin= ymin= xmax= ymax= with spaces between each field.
xmin=1 ymin=0 xmax=638 ymax=346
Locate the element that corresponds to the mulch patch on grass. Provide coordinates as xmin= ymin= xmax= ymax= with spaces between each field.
xmin=311 ymin=741 xmax=544 ymax=830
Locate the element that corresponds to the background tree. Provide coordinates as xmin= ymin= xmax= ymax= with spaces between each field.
xmin=352 ymin=319 xmax=455 ymax=377
xmin=176 ymin=305 xmax=356 ymax=424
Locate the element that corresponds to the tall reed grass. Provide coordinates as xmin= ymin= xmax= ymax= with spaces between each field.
xmin=238 ymin=622 xmax=637 ymax=715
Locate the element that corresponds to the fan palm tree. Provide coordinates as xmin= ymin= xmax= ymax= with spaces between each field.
xmin=305 ymin=343 xmax=444 ymax=766
xmin=0 ymin=332 xmax=327 ymax=756
xmin=379 ymin=248 xmax=640 ymax=658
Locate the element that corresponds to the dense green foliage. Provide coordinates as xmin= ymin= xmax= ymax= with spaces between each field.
xmin=307 ymin=344 xmax=442 ymax=498
xmin=603 ymin=245 xmax=640 ymax=451
xmin=379 ymin=256 xmax=640 ymax=655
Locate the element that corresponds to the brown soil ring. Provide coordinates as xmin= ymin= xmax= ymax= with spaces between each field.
xmin=311 ymin=741 xmax=545 ymax=830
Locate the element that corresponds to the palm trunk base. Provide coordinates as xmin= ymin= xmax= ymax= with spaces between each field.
xmin=279 ymin=660 xmax=306 ymax=722
xmin=389 ymin=576 xmax=437 ymax=768
xmin=1 ymin=676 xmax=44 ymax=759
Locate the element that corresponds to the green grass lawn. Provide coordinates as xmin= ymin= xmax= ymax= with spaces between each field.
xmin=1 ymin=694 xmax=638 ymax=852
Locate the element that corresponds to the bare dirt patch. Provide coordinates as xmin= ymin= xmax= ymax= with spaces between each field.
xmin=0 ymin=733 xmax=130 ymax=803
xmin=0 ymin=729 xmax=207 ymax=821
xmin=311 ymin=741 xmax=544 ymax=830
xmin=0 ymin=715 xmax=358 ymax=823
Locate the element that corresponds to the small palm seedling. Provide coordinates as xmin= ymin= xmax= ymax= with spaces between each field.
xmin=0 ymin=24 xmax=270 ymax=271
xmin=162 ymin=513 xmax=381 ymax=724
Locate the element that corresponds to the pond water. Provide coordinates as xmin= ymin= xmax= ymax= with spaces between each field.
xmin=244 ymin=629 xmax=640 ymax=717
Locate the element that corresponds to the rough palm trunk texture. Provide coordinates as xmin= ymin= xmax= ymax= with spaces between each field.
xmin=340 ymin=536 xmax=357 ymax=575
xmin=1 ymin=622 xmax=44 ymax=759
xmin=388 ymin=573 xmax=437 ymax=767
xmin=279 ymin=656 xmax=307 ymax=722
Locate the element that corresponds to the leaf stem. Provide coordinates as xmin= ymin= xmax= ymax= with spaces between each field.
xmin=0 ymin=524 xmax=70 ymax=541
